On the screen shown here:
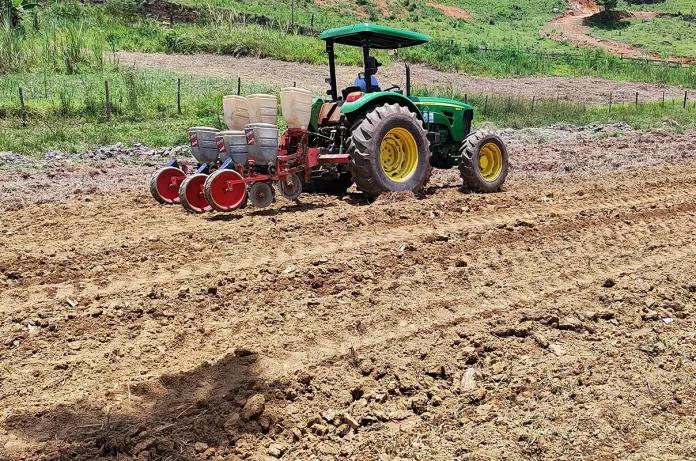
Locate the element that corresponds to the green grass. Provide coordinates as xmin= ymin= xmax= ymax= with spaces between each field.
xmin=418 ymin=85 xmax=696 ymax=130
xmin=1 ymin=67 xmax=694 ymax=157
xmin=588 ymin=17 xmax=696 ymax=59
xmin=0 ymin=69 xmax=275 ymax=157
xmin=3 ymin=1 xmax=696 ymax=86
xmin=616 ymin=0 xmax=696 ymax=14
xmin=1 ymin=0 xmax=696 ymax=157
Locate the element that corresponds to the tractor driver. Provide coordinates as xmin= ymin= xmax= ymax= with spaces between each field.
xmin=354 ymin=56 xmax=381 ymax=92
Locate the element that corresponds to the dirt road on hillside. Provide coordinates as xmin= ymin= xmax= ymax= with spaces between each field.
xmin=542 ymin=11 xmax=686 ymax=62
xmin=117 ymin=51 xmax=690 ymax=104
xmin=1 ymin=129 xmax=696 ymax=460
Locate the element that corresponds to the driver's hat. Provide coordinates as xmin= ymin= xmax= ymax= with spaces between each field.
xmin=366 ymin=56 xmax=382 ymax=71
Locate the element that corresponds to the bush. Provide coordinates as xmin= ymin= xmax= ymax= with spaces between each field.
xmin=596 ymin=0 xmax=618 ymax=12
xmin=47 ymin=1 xmax=87 ymax=22
xmin=104 ymin=0 xmax=142 ymax=19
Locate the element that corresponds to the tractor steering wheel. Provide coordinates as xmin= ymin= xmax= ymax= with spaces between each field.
xmin=384 ymin=85 xmax=402 ymax=94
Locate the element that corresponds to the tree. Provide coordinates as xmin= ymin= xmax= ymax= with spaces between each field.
xmin=596 ymin=0 xmax=618 ymax=12
xmin=1 ymin=0 xmax=40 ymax=30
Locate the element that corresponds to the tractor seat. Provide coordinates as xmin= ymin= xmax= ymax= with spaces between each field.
xmin=342 ymin=86 xmax=362 ymax=100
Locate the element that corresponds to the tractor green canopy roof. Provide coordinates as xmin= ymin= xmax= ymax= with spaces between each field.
xmin=320 ymin=23 xmax=429 ymax=49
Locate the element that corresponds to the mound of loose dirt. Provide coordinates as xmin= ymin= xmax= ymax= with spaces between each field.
xmin=566 ymin=0 xmax=599 ymax=16
xmin=427 ymin=2 xmax=471 ymax=20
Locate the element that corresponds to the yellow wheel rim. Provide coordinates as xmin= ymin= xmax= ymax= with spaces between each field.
xmin=380 ymin=127 xmax=419 ymax=182
xmin=479 ymin=142 xmax=503 ymax=182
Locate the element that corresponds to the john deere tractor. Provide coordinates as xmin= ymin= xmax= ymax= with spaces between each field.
xmin=305 ymin=23 xmax=508 ymax=197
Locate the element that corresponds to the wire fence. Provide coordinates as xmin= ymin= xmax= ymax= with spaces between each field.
xmin=0 ymin=72 xmax=692 ymax=128
xmin=428 ymin=43 xmax=693 ymax=68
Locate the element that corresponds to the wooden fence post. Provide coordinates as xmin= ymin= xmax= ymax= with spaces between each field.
xmin=684 ymin=91 xmax=688 ymax=109
xmin=19 ymin=87 xmax=26 ymax=127
xmin=237 ymin=77 xmax=241 ymax=96
xmin=506 ymin=95 xmax=511 ymax=112
xmin=311 ymin=14 xmax=314 ymax=29
xmin=662 ymin=91 xmax=665 ymax=108
xmin=531 ymin=95 xmax=535 ymax=112
xmin=483 ymin=95 xmax=488 ymax=114
xmin=177 ymin=78 xmax=182 ymax=114
xmin=609 ymin=92 xmax=612 ymax=113
xmin=105 ymin=80 xmax=111 ymax=121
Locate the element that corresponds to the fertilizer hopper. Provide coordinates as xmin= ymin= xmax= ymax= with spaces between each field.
xmin=204 ymin=90 xmax=318 ymax=212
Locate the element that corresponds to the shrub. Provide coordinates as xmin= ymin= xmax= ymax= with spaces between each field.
xmin=596 ymin=0 xmax=618 ymax=12
xmin=104 ymin=0 xmax=142 ymax=19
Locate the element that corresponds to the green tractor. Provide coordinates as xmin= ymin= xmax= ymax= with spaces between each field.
xmin=306 ymin=23 xmax=508 ymax=197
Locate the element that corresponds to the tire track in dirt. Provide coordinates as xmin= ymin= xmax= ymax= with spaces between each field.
xmin=3 ymin=165 xmax=695 ymax=300
xmin=288 ymin=251 xmax=696 ymax=459
xmin=2 ymin=164 xmax=695 ymax=395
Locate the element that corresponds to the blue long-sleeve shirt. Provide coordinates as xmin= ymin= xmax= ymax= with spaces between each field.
xmin=354 ymin=75 xmax=380 ymax=92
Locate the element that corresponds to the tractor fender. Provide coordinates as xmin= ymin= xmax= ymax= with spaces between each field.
xmin=340 ymin=92 xmax=423 ymax=124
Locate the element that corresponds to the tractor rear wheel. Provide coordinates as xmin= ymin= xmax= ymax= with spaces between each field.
xmin=458 ymin=129 xmax=508 ymax=192
xmin=347 ymin=104 xmax=430 ymax=198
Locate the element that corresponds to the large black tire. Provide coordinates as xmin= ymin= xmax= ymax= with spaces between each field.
xmin=347 ymin=103 xmax=430 ymax=198
xmin=459 ymin=129 xmax=508 ymax=193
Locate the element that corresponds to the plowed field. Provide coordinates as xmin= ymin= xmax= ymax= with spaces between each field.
xmin=1 ymin=129 xmax=696 ymax=460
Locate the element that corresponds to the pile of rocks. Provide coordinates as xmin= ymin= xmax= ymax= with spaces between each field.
xmin=1 ymin=144 xmax=191 ymax=168
xmin=76 ymin=144 xmax=191 ymax=163
xmin=0 ymin=152 xmax=29 ymax=166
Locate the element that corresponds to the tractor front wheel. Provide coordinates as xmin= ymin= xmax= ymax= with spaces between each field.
xmin=347 ymin=104 xmax=430 ymax=199
xmin=458 ymin=129 xmax=508 ymax=193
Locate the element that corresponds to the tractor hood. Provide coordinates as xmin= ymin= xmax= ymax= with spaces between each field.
xmin=408 ymin=96 xmax=473 ymax=112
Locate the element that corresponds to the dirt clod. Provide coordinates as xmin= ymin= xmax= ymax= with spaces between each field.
xmin=603 ymin=278 xmax=616 ymax=288
xmin=241 ymin=394 xmax=266 ymax=421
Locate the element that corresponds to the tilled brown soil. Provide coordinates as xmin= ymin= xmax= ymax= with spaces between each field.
xmin=1 ymin=131 xmax=696 ymax=461
xmin=116 ymin=51 xmax=691 ymax=105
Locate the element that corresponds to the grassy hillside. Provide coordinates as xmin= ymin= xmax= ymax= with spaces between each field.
xmin=2 ymin=1 xmax=695 ymax=82
xmin=172 ymin=0 xmax=568 ymax=51
xmin=617 ymin=0 xmax=695 ymax=13
xmin=589 ymin=16 xmax=696 ymax=59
